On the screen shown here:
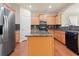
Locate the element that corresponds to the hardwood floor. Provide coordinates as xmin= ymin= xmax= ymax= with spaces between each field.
xmin=10 ymin=40 xmax=28 ymax=56
xmin=10 ymin=39 xmax=77 ymax=56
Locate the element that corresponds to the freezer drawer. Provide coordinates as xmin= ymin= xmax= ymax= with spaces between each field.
xmin=0 ymin=35 xmax=2 ymax=56
xmin=0 ymin=44 xmax=2 ymax=55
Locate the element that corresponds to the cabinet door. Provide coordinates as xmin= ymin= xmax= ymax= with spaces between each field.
xmin=56 ymin=15 xmax=61 ymax=25
xmin=59 ymin=31 xmax=65 ymax=45
xmin=46 ymin=16 xmax=56 ymax=25
xmin=16 ymin=31 xmax=20 ymax=43
xmin=31 ymin=17 xmax=39 ymax=25
xmin=61 ymin=32 xmax=65 ymax=44
xmin=62 ymin=36 xmax=65 ymax=44
xmin=57 ymin=31 xmax=61 ymax=42
xmin=54 ymin=31 xmax=58 ymax=39
xmin=28 ymin=36 xmax=54 ymax=56
xmin=54 ymin=30 xmax=65 ymax=45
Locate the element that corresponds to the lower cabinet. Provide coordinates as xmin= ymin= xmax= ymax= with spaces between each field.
xmin=27 ymin=36 xmax=54 ymax=56
xmin=15 ymin=31 xmax=20 ymax=44
xmin=53 ymin=30 xmax=65 ymax=45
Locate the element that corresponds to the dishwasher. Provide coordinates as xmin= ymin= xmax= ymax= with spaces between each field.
xmin=66 ymin=31 xmax=78 ymax=54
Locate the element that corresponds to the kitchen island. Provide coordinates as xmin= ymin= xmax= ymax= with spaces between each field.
xmin=25 ymin=31 xmax=54 ymax=56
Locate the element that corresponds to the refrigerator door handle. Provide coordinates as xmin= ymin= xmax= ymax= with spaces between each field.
xmin=2 ymin=15 xmax=8 ymax=42
xmin=2 ymin=15 xmax=5 ymax=41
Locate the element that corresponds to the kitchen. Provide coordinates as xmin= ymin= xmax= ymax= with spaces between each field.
xmin=0 ymin=3 xmax=79 ymax=56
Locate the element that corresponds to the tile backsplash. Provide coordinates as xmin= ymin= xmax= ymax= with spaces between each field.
xmin=31 ymin=25 xmax=61 ymax=30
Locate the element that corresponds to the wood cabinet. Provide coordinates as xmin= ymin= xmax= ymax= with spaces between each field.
xmin=27 ymin=36 xmax=54 ymax=56
xmin=54 ymin=30 xmax=65 ymax=45
xmin=15 ymin=31 xmax=20 ymax=44
xmin=31 ymin=15 xmax=57 ymax=25
xmin=39 ymin=15 xmax=56 ymax=25
xmin=46 ymin=16 xmax=56 ymax=25
xmin=48 ymin=30 xmax=55 ymax=34
xmin=56 ymin=15 xmax=61 ymax=25
xmin=31 ymin=14 xmax=61 ymax=25
xmin=31 ymin=17 xmax=40 ymax=25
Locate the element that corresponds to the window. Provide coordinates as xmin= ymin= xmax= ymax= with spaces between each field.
xmin=69 ymin=16 xmax=77 ymax=26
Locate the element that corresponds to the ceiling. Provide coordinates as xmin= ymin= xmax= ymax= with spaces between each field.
xmin=10 ymin=3 xmax=73 ymax=16
xmin=19 ymin=3 xmax=72 ymax=12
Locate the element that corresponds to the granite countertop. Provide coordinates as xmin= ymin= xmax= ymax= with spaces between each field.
xmin=64 ymin=29 xmax=79 ymax=32
xmin=52 ymin=28 xmax=64 ymax=31
xmin=25 ymin=31 xmax=53 ymax=37
xmin=52 ymin=28 xmax=79 ymax=32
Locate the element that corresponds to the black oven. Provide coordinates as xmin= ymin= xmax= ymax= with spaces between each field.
xmin=66 ymin=31 xmax=78 ymax=54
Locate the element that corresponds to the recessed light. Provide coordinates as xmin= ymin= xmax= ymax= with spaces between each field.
xmin=29 ymin=5 xmax=32 ymax=8
xmin=49 ymin=5 xmax=52 ymax=8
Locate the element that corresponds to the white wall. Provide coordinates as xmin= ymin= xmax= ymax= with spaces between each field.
xmin=15 ymin=6 xmax=20 ymax=24
xmin=59 ymin=4 xmax=79 ymax=26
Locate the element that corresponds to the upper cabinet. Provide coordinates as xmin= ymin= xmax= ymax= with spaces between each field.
xmin=31 ymin=14 xmax=61 ymax=25
xmin=39 ymin=14 xmax=56 ymax=25
xmin=56 ymin=15 xmax=61 ymax=25
xmin=31 ymin=17 xmax=40 ymax=25
xmin=46 ymin=16 xmax=56 ymax=25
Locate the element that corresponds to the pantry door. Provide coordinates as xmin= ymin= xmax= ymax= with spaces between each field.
xmin=20 ymin=8 xmax=31 ymax=42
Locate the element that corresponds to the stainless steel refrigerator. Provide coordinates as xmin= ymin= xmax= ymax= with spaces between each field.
xmin=0 ymin=6 xmax=15 ymax=56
